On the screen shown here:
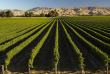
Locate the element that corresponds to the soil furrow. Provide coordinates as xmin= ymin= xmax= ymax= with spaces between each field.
xmin=58 ymin=21 xmax=78 ymax=72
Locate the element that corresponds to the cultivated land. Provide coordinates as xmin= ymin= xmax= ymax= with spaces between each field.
xmin=0 ymin=17 xmax=110 ymax=74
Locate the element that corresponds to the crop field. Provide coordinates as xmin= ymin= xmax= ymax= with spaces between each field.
xmin=0 ymin=17 xmax=110 ymax=73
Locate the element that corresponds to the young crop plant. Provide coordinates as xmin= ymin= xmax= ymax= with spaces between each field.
xmin=60 ymin=20 xmax=85 ymax=73
xmin=28 ymin=20 xmax=55 ymax=68
xmin=53 ymin=19 xmax=59 ymax=74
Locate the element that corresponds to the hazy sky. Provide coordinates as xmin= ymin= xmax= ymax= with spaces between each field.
xmin=0 ymin=0 xmax=110 ymax=10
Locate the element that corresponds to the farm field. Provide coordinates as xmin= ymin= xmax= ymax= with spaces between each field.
xmin=0 ymin=17 xmax=110 ymax=74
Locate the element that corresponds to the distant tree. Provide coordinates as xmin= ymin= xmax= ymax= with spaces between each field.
xmin=40 ymin=13 xmax=45 ymax=17
xmin=55 ymin=12 xmax=59 ymax=17
xmin=48 ymin=10 xmax=56 ymax=17
xmin=29 ymin=12 xmax=34 ymax=17
xmin=0 ymin=11 xmax=7 ymax=18
xmin=6 ymin=10 xmax=14 ymax=17
xmin=25 ymin=11 xmax=29 ymax=17
xmin=89 ymin=11 xmax=94 ymax=16
xmin=45 ymin=14 xmax=48 ymax=17
xmin=48 ymin=10 xmax=59 ymax=17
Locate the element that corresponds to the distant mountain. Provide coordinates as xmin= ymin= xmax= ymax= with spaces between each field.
xmin=1 ymin=7 xmax=110 ymax=16
xmin=28 ymin=7 xmax=110 ymax=16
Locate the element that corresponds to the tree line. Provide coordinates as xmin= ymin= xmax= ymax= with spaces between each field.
xmin=0 ymin=10 xmax=14 ymax=18
xmin=24 ymin=10 xmax=59 ymax=17
xmin=0 ymin=10 xmax=59 ymax=18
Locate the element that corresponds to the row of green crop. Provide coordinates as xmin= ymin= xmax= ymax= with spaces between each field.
xmin=5 ymin=20 xmax=53 ymax=71
xmin=0 ymin=18 xmax=51 ymax=35
xmin=28 ymin=20 xmax=55 ymax=68
xmin=63 ymin=17 xmax=110 ymax=33
xmin=1 ymin=23 xmax=37 ymax=37
xmin=63 ymin=18 xmax=110 ymax=43
xmin=60 ymin=20 xmax=84 ymax=71
xmin=67 ymin=18 xmax=110 ymax=31
xmin=0 ymin=21 xmax=53 ymax=52
xmin=78 ymin=24 xmax=110 ymax=37
xmin=67 ymin=19 xmax=110 ymax=38
xmin=64 ymin=18 xmax=109 ymax=33
xmin=75 ymin=23 xmax=110 ymax=43
xmin=0 ymin=18 xmax=52 ymax=40
xmin=53 ymin=19 xmax=59 ymax=70
xmin=76 ymin=22 xmax=110 ymax=33
xmin=0 ymin=20 xmax=52 ymax=44
xmin=65 ymin=20 xmax=110 ymax=44
xmin=70 ymin=17 xmax=110 ymax=33
xmin=1 ymin=24 xmax=34 ymax=36
xmin=62 ymin=20 xmax=110 ymax=66
xmin=75 ymin=22 xmax=110 ymax=32
xmin=63 ymin=17 xmax=110 ymax=31
xmin=64 ymin=20 xmax=110 ymax=54
xmin=0 ymin=19 xmax=50 ymax=37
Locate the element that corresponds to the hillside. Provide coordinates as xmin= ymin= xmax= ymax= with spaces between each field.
xmin=28 ymin=7 xmax=110 ymax=16
xmin=1 ymin=7 xmax=110 ymax=16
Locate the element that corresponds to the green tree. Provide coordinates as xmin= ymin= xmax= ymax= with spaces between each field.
xmin=48 ymin=10 xmax=56 ymax=17
xmin=6 ymin=10 xmax=14 ymax=17
xmin=40 ymin=13 xmax=45 ymax=17
xmin=45 ymin=14 xmax=48 ymax=17
xmin=48 ymin=10 xmax=59 ymax=17
xmin=0 ymin=11 xmax=7 ymax=18
xmin=29 ymin=12 xmax=34 ymax=17
xmin=89 ymin=11 xmax=94 ymax=16
xmin=55 ymin=12 xmax=59 ymax=17
xmin=25 ymin=11 xmax=29 ymax=17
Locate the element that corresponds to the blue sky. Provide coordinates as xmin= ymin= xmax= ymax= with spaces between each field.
xmin=0 ymin=0 xmax=110 ymax=10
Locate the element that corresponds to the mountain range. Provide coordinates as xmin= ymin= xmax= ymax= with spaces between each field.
xmin=0 ymin=7 xmax=110 ymax=16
